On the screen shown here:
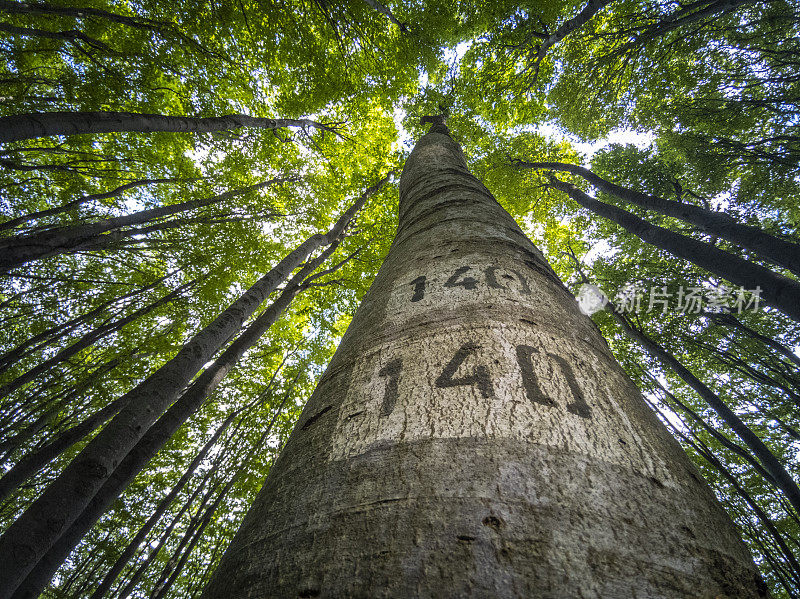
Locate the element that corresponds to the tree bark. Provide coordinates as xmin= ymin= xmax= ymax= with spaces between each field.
xmin=0 ymin=177 xmax=186 ymax=233
xmin=0 ymin=178 xmax=289 ymax=272
xmin=0 ymin=279 xmax=194 ymax=402
xmin=0 ymin=111 xmax=339 ymax=144
xmin=609 ymin=310 xmax=800 ymax=514
xmin=88 ymin=412 xmax=236 ymax=599
xmin=200 ymin=123 xmax=765 ymax=597
xmin=515 ymin=160 xmax=800 ymax=276
xmin=545 ymin=175 xmax=800 ymax=322
xmin=0 ymin=176 xmax=389 ymax=599
xmin=0 ymin=389 xmax=132 ymax=502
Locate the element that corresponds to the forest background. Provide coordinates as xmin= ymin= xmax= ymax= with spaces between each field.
xmin=0 ymin=0 xmax=799 ymax=597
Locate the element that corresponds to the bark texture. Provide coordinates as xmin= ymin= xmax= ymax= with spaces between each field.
xmin=201 ymin=125 xmax=765 ymax=598
xmin=0 ymin=111 xmax=336 ymax=144
xmin=515 ymin=160 xmax=800 ymax=276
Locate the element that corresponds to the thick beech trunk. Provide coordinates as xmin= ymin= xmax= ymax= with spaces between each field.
xmin=546 ymin=175 xmax=800 ymax=322
xmin=201 ymin=124 xmax=765 ymax=597
xmin=3 ymin=177 xmax=389 ymax=599
xmin=516 ymin=161 xmax=800 ymax=276
xmin=0 ymin=111 xmax=337 ymax=144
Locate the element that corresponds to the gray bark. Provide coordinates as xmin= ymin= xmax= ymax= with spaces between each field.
xmin=545 ymin=175 xmax=800 ymax=322
xmin=200 ymin=124 xmax=765 ymax=597
xmin=515 ymin=161 xmax=800 ymax=276
xmin=609 ymin=310 xmax=800 ymax=514
xmin=0 ymin=178 xmax=290 ymax=272
xmin=0 ymin=177 xmax=185 ymax=233
xmin=2 ymin=176 xmax=389 ymax=599
xmin=88 ymin=412 xmax=235 ymax=599
xmin=0 ymin=111 xmax=339 ymax=144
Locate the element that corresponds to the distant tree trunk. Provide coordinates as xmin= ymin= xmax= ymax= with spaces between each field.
xmin=609 ymin=309 xmax=800 ymax=514
xmin=12 ymin=248 xmax=331 ymax=597
xmin=0 ymin=389 xmax=132 ymax=502
xmin=515 ymin=160 xmax=800 ymax=276
xmin=200 ymin=122 xmax=766 ymax=597
xmin=707 ymin=311 xmax=800 ymax=369
xmin=88 ymin=413 xmax=232 ymax=599
xmin=1 ymin=176 xmax=390 ymax=599
xmin=0 ymin=178 xmax=289 ymax=272
xmin=0 ymin=177 xmax=185 ymax=233
xmin=0 ymin=272 xmax=169 ymax=375
xmin=0 ymin=279 xmax=195 ymax=401
xmin=0 ymin=111 xmax=338 ymax=143
xmin=544 ymin=175 xmax=800 ymax=322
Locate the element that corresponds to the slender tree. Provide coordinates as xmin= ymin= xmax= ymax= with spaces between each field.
xmin=514 ymin=160 xmax=800 ymax=276
xmin=540 ymin=174 xmax=800 ymax=322
xmin=0 ymin=174 xmax=388 ymax=598
xmin=0 ymin=111 xmax=340 ymax=144
xmin=200 ymin=120 xmax=766 ymax=597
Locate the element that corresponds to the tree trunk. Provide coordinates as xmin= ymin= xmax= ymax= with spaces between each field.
xmin=0 ymin=176 xmax=389 ymax=599
xmin=515 ymin=161 xmax=800 ymax=276
xmin=0 ymin=279 xmax=194 ymax=401
xmin=11 ymin=248 xmax=332 ymax=598
xmin=200 ymin=123 xmax=766 ymax=597
xmin=609 ymin=310 xmax=800 ymax=514
xmin=0 ymin=178 xmax=288 ymax=272
xmin=88 ymin=411 xmax=234 ymax=599
xmin=0 ymin=177 xmax=185 ymax=233
xmin=0 ymin=111 xmax=338 ymax=144
xmin=0 ymin=388 xmax=132 ymax=502
xmin=545 ymin=175 xmax=800 ymax=322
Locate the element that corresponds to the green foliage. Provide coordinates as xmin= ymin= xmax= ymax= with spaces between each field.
xmin=1 ymin=0 xmax=798 ymax=596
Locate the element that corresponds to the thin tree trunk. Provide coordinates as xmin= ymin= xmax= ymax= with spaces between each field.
xmin=0 ymin=272 xmax=170 ymax=375
xmin=0 ymin=355 xmax=124 ymax=464
xmin=0 ymin=175 xmax=389 ymax=599
xmin=0 ymin=177 xmax=186 ymax=233
xmin=13 ymin=242 xmax=341 ymax=597
xmin=515 ymin=160 xmax=800 ymax=276
xmin=527 ymin=0 xmax=614 ymax=80
xmin=642 ymin=371 xmax=779 ymax=487
xmin=707 ymin=311 xmax=800 ymax=369
xmin=200 ymin=121 xmax=764 ymax=598
xmin=609 ymin=308 xmax=800 ymax=514
xmin=644 ymin=393 xmax=800 ymax=588
xmin=0 ymin=389 xmax=133 ymax=502
xmin=0 ymin=178 xmax=289 ymax=272
xmin=87 ymin=412 xmax=236 ymax=599
xmin=0 ymin=111 xmax=340 ymax=144
xmin=147 ymin=484 xmax=219 ymax=599
xmin=545 ymin=175 xmax=800 ymax=322
xmin=0 ymin=280 xmax=194 ymax=401
xmin=115 ymin=477 xmax=211 ymax=599
xmin=150 ymin=383 xmax=293 ymax=599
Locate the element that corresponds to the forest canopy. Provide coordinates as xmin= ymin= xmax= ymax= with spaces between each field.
xmin=0 ymin=0 xmax=799 ymax=597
